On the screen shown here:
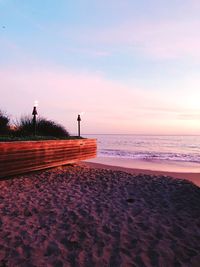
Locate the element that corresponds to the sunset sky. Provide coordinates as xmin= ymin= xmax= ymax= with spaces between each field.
xmin=1 ymin=0 xmax=200 ymax=134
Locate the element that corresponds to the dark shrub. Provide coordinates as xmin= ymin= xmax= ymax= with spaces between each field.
xmin=0 ymin=110 xmax=10 ymax=135
xmin=37 ymin=118 xmax=70 ymax=137
xmin=14 ymin=116 xmax=70 ymax=138
xmin=14 ymin=116 xmax=33 ymax=136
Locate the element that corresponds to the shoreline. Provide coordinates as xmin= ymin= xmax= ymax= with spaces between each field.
xmin=82 ymin=160 xmax=200 ymax=187
xmin=85 ymin=157 xmax=200 ymax=172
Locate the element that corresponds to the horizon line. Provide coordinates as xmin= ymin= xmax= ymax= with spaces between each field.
xmin=81 ymin=133 xmax=200 ymax=136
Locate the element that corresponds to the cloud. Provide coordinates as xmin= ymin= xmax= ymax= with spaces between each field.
xmin=67 ymin=17 xmax=200 ymax=60
xmin=64 ymin=47 xmax=110 ymax=57
xmin=0 ymin=65 xmax=199 ymax=134
xmin=178 ymin=113 xmax=200 ymax=120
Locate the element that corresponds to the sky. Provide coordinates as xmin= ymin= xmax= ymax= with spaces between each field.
xmin=0 ymin=0 xmax=200 ymax=135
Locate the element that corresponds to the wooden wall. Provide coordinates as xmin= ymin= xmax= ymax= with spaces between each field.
xmin=0 ymin=139 xmax=96 ymax=178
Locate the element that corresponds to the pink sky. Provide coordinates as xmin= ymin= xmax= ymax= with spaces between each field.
xmin=1 ymin=66 xmax=200 ymax=135
xmin=0 ymin=0 xmax=200 ymax=134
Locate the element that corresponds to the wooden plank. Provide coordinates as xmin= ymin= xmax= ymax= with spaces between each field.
xmin=0 ymin=140 xmax=95 ymax=153
xmin=0 ymin=152 xmax=96 ymax=174
xmin=0 ymin=142 xmax=95 ymax=155
xmin=0 ymin=148 xmax=96 ymax=165
xmin=0 ymin=150 xmax=96 ymax=169
xmin=0 ymin=153 xmax=96 ymax=178
xmin=0 ymin=146 xmax=96 ymax=162
xmin=0 ymin=139 xmax=97 ymax=178
xmin=0 ymin=158 xmax=83 ymax=177
xmin=0 ymin=140 xmax=96 ymax=156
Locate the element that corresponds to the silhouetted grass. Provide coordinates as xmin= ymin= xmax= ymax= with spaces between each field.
xmin=14 ymin=116 xmax=70 ymax=138
xmin=0 ymin=111 xmax=83 ymax=141
xmin=0 ymin=110 xmax=10 ymax=135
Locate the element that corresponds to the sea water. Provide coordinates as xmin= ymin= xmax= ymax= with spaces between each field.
xmin=83 ymin=134 xmax=200 ymax=172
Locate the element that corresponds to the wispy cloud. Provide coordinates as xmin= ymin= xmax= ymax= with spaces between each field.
xmin=178 ymin=113 xmax=200 ymax=120
xmin=67 ymin=17 xmax=200 ymax=60
xmin=64 ymin=47 xmax=110 ymax=58
xmin=0 ymin=65 xmax=200 ymax=134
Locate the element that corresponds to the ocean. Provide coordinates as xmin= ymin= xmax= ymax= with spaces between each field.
xmin=83 ymin=134 xmax=200 ymax=172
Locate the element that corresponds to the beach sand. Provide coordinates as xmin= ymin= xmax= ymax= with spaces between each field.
xmin=83 ymin=160 xmax=200 ymax=187
xmin=0 ymin=164 xmax=200 ymax=266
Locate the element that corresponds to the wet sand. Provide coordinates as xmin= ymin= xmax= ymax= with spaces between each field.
xmin=83 ymin=161 xmax=200 ymax=187
xmin=0 ymin=164 xmax=200 ymax=266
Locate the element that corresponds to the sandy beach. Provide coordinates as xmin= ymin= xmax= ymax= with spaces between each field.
xmin=83 ymin=160 xmax=200 ymax=187
xmin=0 ymin=164 xmax=200 ymax=267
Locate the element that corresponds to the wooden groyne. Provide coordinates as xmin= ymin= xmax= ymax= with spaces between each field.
xmin=0 ymin=139 xmax=97 ymax=178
